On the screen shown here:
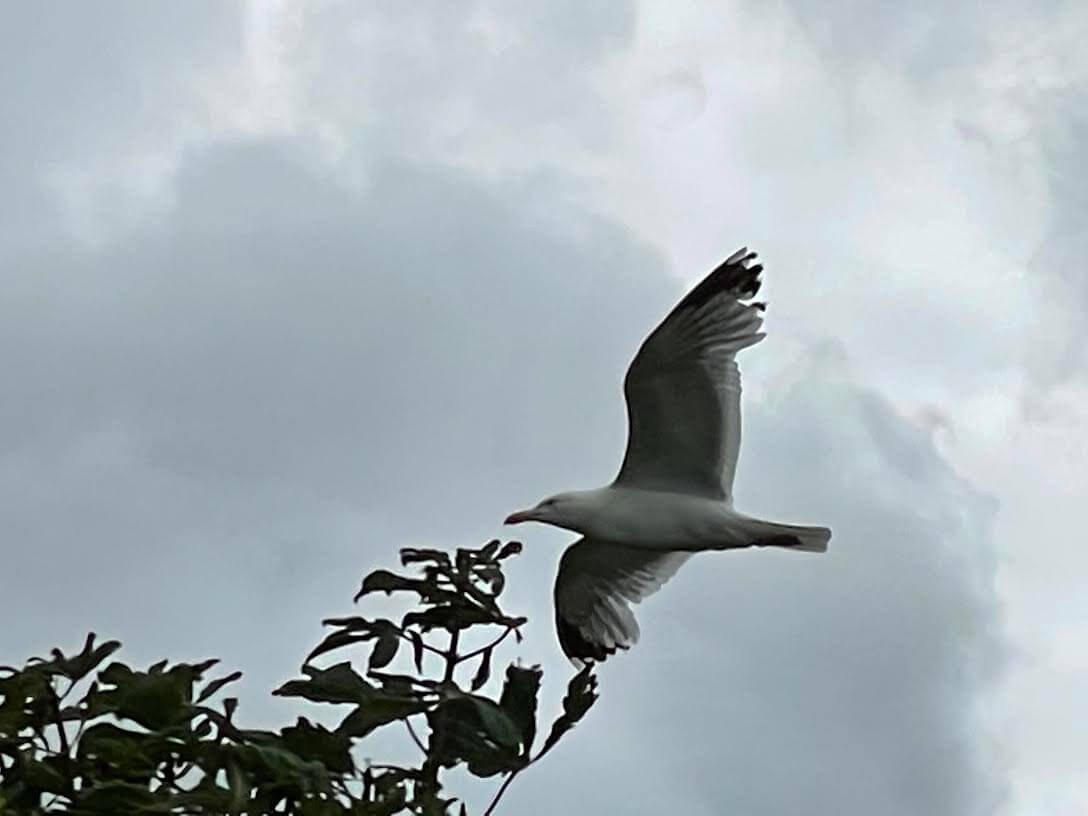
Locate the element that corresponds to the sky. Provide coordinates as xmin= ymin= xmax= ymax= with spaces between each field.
xmin=2 ymin=2 xmax=1085 ymax=813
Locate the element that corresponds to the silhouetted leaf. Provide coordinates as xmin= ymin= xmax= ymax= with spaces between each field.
xmin=196 ymin=670 xmax=243 ymax=704
xmin=499 ymin=665 xmax=542 ymax=754
xmin=238 ymin=741 xmax=329 ymax=785
xmin=497 ymin=541 xmax=522 ymax=560
xmin=337 ymin=697 xmax=429 ymax=738
xmin=280 ymin=717 xmax=354 ymax=774
xmin=400 ymin=548 xmax=452 ymax=568
xmin=49 ymin=633 xmax=122 ymax=683
xmin=410 ymin=630 xmax=424 ymax=673
xmin=476 ymin=564 xmax=505 ymax=596
xmin=470 ymin=697 xmax=522 ymax=751
xmin=367 ymin=671 xmax=441 ymax=693
xmin=479 ymin=539 xmax=500 ymax=560
xmin=306 ymin=629 xmax=374 ymax=664
xmin=93 ymin=661 xmax=193 ymax=730
xmin=321 ymin=615 xmax=372 ymax=628
xmin=537 ymin=666 xmax=598 ymax=759
xmin=273 ymin=662 xmax=373 ymax=705
xmin=470 ymin=648 xmax=492 ymax=692
xmin=402 ymin=604 xmax=496 ymax=632
xmin=369 ymin=629 xmax=400 ymax=671
xmin=20 ymin=755 xmax=70 ymax=794
xmin=355 ymin=570 xmax=420 ymax=601
xmin=427 ymin=696 xmax=524 ymax=779
xmin=76 ymin=722 xmax=161 ymax=783
xmin=72 ymin=780 xmax=159 ymax=811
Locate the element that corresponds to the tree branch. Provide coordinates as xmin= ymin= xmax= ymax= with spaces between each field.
xmin=442 ymin=629 xmax=460 ymax=684
xmin=483 ymin=770 xmax=520 ymax=816
xmin=454 ymin=625 xmax=516 ymax=666
xmin=404 ymin=716 xmax=426 ymax=754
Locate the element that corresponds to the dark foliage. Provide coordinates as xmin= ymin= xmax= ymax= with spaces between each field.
xmin=0 ymin=541 xmax=597 ymax=814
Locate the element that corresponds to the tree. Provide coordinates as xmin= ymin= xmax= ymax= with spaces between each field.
xmin=0 ymin=541 xmax=597 ymax=814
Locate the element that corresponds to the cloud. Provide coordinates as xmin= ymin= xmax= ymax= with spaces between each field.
xmin=501 ymin=351 xmax=1003 ymax=815
xmin=0 ymin=2 xmax=241 ymax=244
xmin=0 ymin=3 xmax=1017 ymax=813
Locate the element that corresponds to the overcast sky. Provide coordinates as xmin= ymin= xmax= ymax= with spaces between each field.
xmin=3 ymin=3 xmax=1085 ymax=814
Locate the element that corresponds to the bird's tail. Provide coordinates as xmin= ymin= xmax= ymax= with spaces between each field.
xmin=742 ymin=518 xmax=831 ymax=553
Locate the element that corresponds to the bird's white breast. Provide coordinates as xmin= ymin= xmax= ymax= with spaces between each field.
xmin=582 ymin=486 xmax=752 ymax=550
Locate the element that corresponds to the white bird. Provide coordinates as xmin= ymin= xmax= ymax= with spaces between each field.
xmin=504 ymin=249 xmax=831 ymax=663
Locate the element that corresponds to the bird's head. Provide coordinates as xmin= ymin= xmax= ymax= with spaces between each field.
xmin=504 ymin=491 xmax=590 ymax=533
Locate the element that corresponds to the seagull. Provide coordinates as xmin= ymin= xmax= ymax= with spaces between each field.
xmin=504 ymin=249 xmax=831 ymax=663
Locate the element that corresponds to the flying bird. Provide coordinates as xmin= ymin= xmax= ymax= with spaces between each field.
xmin=504 ymin=249 xmax=831 ymax=663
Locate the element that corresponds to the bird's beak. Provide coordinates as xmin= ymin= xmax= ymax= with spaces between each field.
xmin=504 ymin=509 xmax=536 ymax=525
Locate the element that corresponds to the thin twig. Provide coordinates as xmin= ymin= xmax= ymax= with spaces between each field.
xmin=442 ymin=630 xmax=460 ymax=684
xmin=483 ymin=770 xmax=520 ymax=816
xmin=397 ymin=629 xmax=445 ymax=657
xmin=50 ymin=688 xmax=70 ymax=756
xmin=454 ymin=626 xmax=515 ymax=666
xmin=404 ymin=717 xmax=426 ymax=753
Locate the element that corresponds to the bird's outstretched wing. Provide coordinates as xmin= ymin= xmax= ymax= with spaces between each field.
xmin=554 ymin=538 xmax=691 ymax=664
xmin=614 ymin=248 xmax=766 ymax=500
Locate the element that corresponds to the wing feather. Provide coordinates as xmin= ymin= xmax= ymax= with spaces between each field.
xmin=554 ymin=538 xmax=691 ymax=664
xmin=614 ymin=249 xmax=767 ymax=499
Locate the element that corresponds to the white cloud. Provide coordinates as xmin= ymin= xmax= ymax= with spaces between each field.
xmin=4 ymin=2 xmax=1085 ymax=812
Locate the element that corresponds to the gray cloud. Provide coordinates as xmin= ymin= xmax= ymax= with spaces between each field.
xmin=502 ymin=358 xmax=1003 ymax=815
xmin=1 ymin=4 xmax=1009 ymax=814
xmin=0 ymin=2 xmax=239 ymax=245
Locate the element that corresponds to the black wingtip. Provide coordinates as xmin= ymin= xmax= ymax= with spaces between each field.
xmin=556 ymin=614 xmax=622 ymax=665
xmin=676 ymin=248 xmax=764 ymax=313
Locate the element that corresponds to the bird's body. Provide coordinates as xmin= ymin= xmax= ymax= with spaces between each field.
xmin=532 ymin=486 xmax=828 ymax=552
xmin=505 ymin=248 xmax=831 ymax=663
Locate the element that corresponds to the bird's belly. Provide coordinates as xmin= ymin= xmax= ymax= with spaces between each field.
xmin=588 ymin=489 xmax=748 ymax=550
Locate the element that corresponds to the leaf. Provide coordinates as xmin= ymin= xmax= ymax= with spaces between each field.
xmin=93 ymin=661 xmax=193 ymax=730
xmin=76 ymin=722 xmax=161 ymax=783
xmin=354 ymin=569 xmax=420 ymax=601
xmin=478 ymin=539 xmax=500 ymax=560
xmin=227 ymin=759 xmax=251 ymax=811
xmin=410 ymin=630 xmax=424 ymax=673
xmin=72 ymin=780 xmax=159 ymax=811
xmin=399 ymin=548 xmax=452 ymax=568
xmin=321 ymin=615 xmax=372 ymax=628
xmin=273 ymin=662 xmax=373 ymax=705
xmin=499 ymin=664 xmax=542 ymax=754
xmin=336 ymin=697 xmax=429 ymax=738
xmin=20 ymin=755 xmax=70 ymax=794
xmin=305 ymin=629 xmax=374 ymax=664
xmin=280 ymin=717 xmax=354 ymax=774
xmin=196 ymin=670 xmax=243 ymax=704
xmin=470 ymin=648 xmax=492 ymax=692
xmin=537 ymin=666 xmax=598 ymax=760
xmin=469 ymin=697 xmax=522 ymax=750
xmin=368 ymin=670 xmax=440 ymax=686
xmin=426 ymin=696 xmax=523 ymax=778
xmin=368 ymin=629 xmax=400 ymax=671
xmin=240 ymin=741 xmax=329 ymax=784
xmin=402 ymin=604 xmax=496 ymax=632
xmin=497 ymin=541 xmax=522 ymax=560
xmin=51 ymin=633 xmax=122 ymax=682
